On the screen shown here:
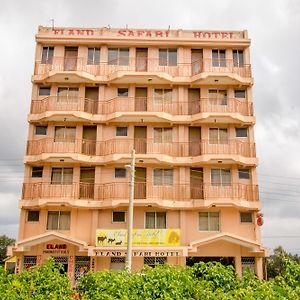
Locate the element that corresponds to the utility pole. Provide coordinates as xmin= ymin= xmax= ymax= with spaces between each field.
xmin=125 ymin=149 xmax=135 ymax=272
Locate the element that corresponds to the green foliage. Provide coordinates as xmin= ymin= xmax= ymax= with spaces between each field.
xmin=0 ymin=235 xmax=15 ymax=265
xmin=0 ymin=259 xmax=73 ymax=299
xmin=0 ymin=256 xmax=300 ymax=299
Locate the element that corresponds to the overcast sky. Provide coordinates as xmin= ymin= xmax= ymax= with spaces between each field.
xmin=0 ymin=0 xmax=299 ymax=254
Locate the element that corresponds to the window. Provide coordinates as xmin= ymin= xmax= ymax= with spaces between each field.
xmin=154 ymin=169 xmax=173 ymax=186
xmin=159 ymin=48 xmax=177 ymax=66
xmin=110 ymin=257 xmax=125 ymax=271
xmin=211 ymin=169 xmax=231 ymax=186
xmin=108 ymin=48 xmax=129 ymax=65
xmin=154 ymin=128 xmax=172 ymax=143
xmin=212 ymin=49 xmax=226 ymax=67
xmin=117 ymin=88 xmax=129 ymax=97
xmin=154 ymin=89 xmax=172 ymax=104
xmin=199 ymin=212 xmax=220 ymax=231
xmin=145 ymin=212 xmax=166 ymax=229
xmin=35 ymin=126 xmax=47 ymax=135
xmin=27 ymin=211 xmax=40 ymax=222
xmin=41 ymin=46 xmax=54 ymax=64
xmin=51 ymin=168 xmax=73 ymax=184
xmin=234 ymin=90 xmax=246 ymax=98
xmin=240 ymin=212 xmax=253 ymax=223
xmin=241 ymin=257 xmax=255 ymax=274
xmin=144 ymin=257 xmax=167 ymax=267
xmin=38 ymin=86 xmax=51 ymax=96
xmin=31 ymin=166 xmax=43 ymax=178
xmin=236 ymin=128 xmax=248 ymax=138
xmin=54 ymin=126 xmax=76 ymax=142
xmin=57 ymin=87 xmax=79 ymax=103
xmin=47 ymin=211 xmax=70 ymax=230
xmin=238 ymin=169 xmax=251 ymax=180
xmin=112 ymin=211 xmax=125 ymax=223
xmin=209 ymin=128 xmax=228 ymax=144
xmin=233 ymin=50 xmax=244 ymax=67
xmin=208 ymin=89 xmax=227 ymax=105
xmin=87 ymin=47 xmax=100 ymax=65
xmin=115 ymin=168 xmax=126 ymax=178
xmin=23 ymin=256 xmax=37 ymax=269
xmin=116 ymin=127 xmax=128 ymax=136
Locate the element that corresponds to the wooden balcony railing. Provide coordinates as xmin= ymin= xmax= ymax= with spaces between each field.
xmin=22 ymin=182 xmax=259 ymax=202
xmin=26 ymin=138 xmax=256 ymax=157
xmin=34 ymin=57 xmax=251 ymax=78
xmin=30 ymin=96 xmax=253 ymax=116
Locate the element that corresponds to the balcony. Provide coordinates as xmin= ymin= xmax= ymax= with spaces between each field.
xmin=22 ymin=182 xmax=259 ymax=204
xmin=33 ymin=57 xmax=251 ymax=81
xmin=30 ymin=96 xmax=253 ymax=117
xmin=26 ymin=138 xmax=256 ymax=159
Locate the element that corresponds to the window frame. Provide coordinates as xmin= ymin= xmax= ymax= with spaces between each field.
xmin=54 ymin=126 xmax=76 ymax=142
xmin=199 ymin=211 xmax=220 ymax=231
xmin=209 ymin=128 xmax=228 ymax=144
xmin=211 ymin=169 xmax=231 ymax=186
xmin=153 ymin=127 xmax=173 ymax=143
xmin=38 ymin=86 xmax=51 ymax=96
xmin=154 ymin=88 xmax=172 ymax=104
xmin=145 ymin=211 xmax=167 ymax=229
xmin=87 ymin=47 xmax=100 ymax=65
xmin=234 ymin=89 xmax=246 ymax=99
xmin=240 ymin=212 xmax=253 ymax=223
xmin=41 ymin=46 xmax=54 ymax=64
xmin=235 ymin=128 xmax=248 ymax=138
xmin=115 ymin=168 xmax=127 ymax=178
xmin=112 ymin=211 xmax=126 ymax=223
xmin=117 ymin=88 xmax=129 ymax=97
xmin=153 ymin=169 xmax=173 ymax=186
xmin=238 ymin=169 xmax=251 ymax=180
xmin=116 ymin=127 xmax=128 ymax=137
xmin=212 ymin=49 xmax=226 ymax=67
xmin=31 ymin=166 xmax=43 ymax=178
xmin=46 ymin=211 xmax=71 ymax=230
xmin=159 ymin=48 xmax=177 ymax=66
xmin=233 ymin=49 xmax=244 ymax=67
xmin=35 ymin=126 xmax=47 ymax=136
xmin=108 ymin=48 xmax=129 ymax=66
xmin=27 ymin=210 xmax=40 ymax=222
xmin=51 ymin=167 xmax=73 ymax=185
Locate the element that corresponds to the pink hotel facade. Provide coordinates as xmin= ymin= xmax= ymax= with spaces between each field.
xmin=10 ymin=26 xmax=266 ymax=281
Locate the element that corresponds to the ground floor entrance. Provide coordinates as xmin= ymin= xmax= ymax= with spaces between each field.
xmin=186 ymin=256 xmax=235 ymax=267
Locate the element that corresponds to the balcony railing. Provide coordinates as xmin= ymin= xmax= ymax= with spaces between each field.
xmin=30 ymin=96 xmax=253 ymax=116
xmin=26 ymin=138 xmax=256 ymax=157
xmin=22 ymin=182 xmax=259 ymax=202
xmin=34 ymin=57 xmax=251 ymax=78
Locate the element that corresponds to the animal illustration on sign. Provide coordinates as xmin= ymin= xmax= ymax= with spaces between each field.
xmin=115 ymin=241 xmax=122 ymax=245
xmin=108 ymin=238 xmax=115 ymax=244
xmin=97 ymin=236 xmax=107 ymax=244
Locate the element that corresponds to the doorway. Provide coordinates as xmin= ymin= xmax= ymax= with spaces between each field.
xmin=80 ymin=167 xmax=95 ymax=198
xmin=135 ymin=88 xmax=147 ymax=111
xmin=135 ymin=167 xmax=146 ymax=199
xmin=188 ymin=88 xmax=201 ymax=114
xmin=134 ymin=126 xmax=147 ymax=154
xmin=136 ymin=48 xmax=148 ymax=71
xmin=64 ymin=47 xmax=78 ymax=71
xmin=191 ymin=49 xmax=203 ymax=75
xmin=189 ymin=127 xmax=201 ymax=156
xmin=190 ymin=168 xmax=203 ymax=199
xmin=85 ymin=87 xmax=99 ymax=114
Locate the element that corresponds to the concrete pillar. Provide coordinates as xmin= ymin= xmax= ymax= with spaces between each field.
xmin=235 ymin=253 xmax=242 ymax=277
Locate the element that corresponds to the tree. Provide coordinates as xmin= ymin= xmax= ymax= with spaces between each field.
xmin=0 ymin=235 xmax=15 ymax=265
xmin=266 ymin=246 xmax=300 ymax=279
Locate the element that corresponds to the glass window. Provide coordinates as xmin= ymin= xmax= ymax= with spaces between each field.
xmin=57 ymin=87 xmax=79 ymax=103
xmin=116 ymin=127 xmax=128 ymax=136
xmin=145 ymin=212 xmax=166 ymax=229
xmin=240 ymin=212 xmax=253 ymax=223
xmin=108 ymin=48 xmax=129 ymax=65
xmin=211 ymin=169 xmax=231 ymax=186
xmin=47 ymin=211 xmax=70 ymax=230
xmin=144 ymin=257 xmax=167 ymax=267
xmin=236 ymin=128 xmax=248 ymax=138
xmin=234 ymin=90 xmax=246 ymax=98
xmin=199 ymin=212 xmax=220 ymax=231
xmin=154 ymin=128 xmax=172 ymax=143
xmin=27 ymin=211 xmax=40 ymax=222
xmin=87 ymin=47 xmax=100 ymax=65
xmin=115 ymin=168 xmax=126 ymax=178
xmin=159 ymin=48 xmax=177 ymax=66
xmin=209 ymin=128 xmax=228 ymax=144
xmin=41 ymin=46 xmax=54 ymax=64
xmin=208 ymin=89 xmax=227 ymax=105
xmin=154 ymin=169 xmax=173 ymax=186
xmin=233 ymin=50 xmax=244 ymax=67
xmin=54 ymin=126 xmax=76 ymax=142
xmin=112 ymin=211 xmax=125 ymax=223
xmin=32 ymin=166 xmax=43 ymax=178
xmin=39 ymin=86 xmax=51 ymax=96
xmin=51 ymin=168 xmax=73 ymax=184
xmin=35 ymin=126 xmax=47 ymax=135
xmin=154 ymin=89 xmax=172 ymax=104
xmin=238 ymin=169 xmax=251 ymax=180
xmin=117 ymin=88 xmax=129 ymax=97
xmin=212 ymin=49 xmax=226 ymax=67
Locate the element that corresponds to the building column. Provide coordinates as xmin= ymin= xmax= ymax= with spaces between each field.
xmin=235 ymin=253 xmax=242 ymax=277
xmin=256 ymin=257 xmax=263 ymax=279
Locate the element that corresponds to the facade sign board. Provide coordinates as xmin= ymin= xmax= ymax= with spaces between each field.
xmin=96 ymin=229 xmax=180 ymax=247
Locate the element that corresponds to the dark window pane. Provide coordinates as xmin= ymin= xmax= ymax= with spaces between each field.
xmin=32 ymin=167 xmax=43 ymax=178
xmin=159 ymin=49 xmax=167 ymax=66
xmin=108 ymin=48 xmax=118 ymax=65
xmin=238 ymin=169 xmax=250 ymax=179
xmin=113 ymin=211 xmax=125 ymax=222
xmin=236 ymin=128 xmax=248 ymax=138
xmin=235 ymin=90 xmax=246 ymax=98
xmin=118 ymin=88 xmax=129 ymax=97
xmin=27 ymin=211 xmax=40 ymax=222
xmin=35 ymin=126 xmax=47 ymax=135
xmin=39 ymin=87 xmax=51 ymax=96
xmin=41 ymin=47 xmax=54 ymax=64
xmin=115 ymin=168 xmax=126 ymax=178
xmin=168 ymin=49 xmax=177 ymax=66
xmin=116 ymin=127 xmax=128 ymax=136
xmin=240 ymin=212 xmax=253 ymax=223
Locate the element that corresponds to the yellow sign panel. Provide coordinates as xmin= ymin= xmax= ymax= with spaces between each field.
xmin=96 ymin=229 xmax=180 ymax=247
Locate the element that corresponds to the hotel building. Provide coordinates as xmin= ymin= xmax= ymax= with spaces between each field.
xmin=10 ymin=26 xmax=266 ymax=282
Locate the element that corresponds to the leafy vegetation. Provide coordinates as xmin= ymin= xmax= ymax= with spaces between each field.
xmin=0 ymin=256 xmax=299 ymax=299
xmin=0 ymin=235 xmax=15 ymax=265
